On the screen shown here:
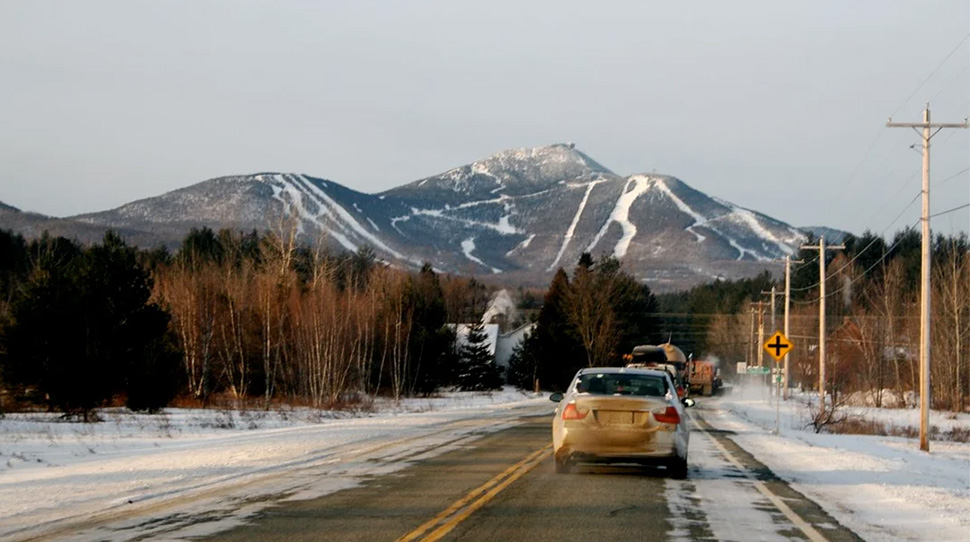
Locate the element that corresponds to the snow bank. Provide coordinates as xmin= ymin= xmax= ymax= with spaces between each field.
xmin=705 ymin=383 xmax=970 ymax=542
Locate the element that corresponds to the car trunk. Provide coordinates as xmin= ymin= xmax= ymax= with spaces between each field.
xmin=572 ymin=395 xmax=668 ymax=429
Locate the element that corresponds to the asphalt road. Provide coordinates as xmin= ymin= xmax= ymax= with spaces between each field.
xmin=199 ymin=405 xmax=865 ymax=542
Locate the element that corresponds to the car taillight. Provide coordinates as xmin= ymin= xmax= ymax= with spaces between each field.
xmin=676 ymin=385 xmax=686 ymax=399
xmin=562 ymin=403 xmax=588 ymax=420
xmin=653 ymin=406 xmax=681 ymax=425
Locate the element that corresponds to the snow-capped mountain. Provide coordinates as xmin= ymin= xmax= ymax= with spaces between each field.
xmin=2 ymin=144 xmax=811 ymax=289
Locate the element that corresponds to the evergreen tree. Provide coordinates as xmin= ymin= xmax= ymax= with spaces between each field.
xmin=0 ymin=229 xmax=29 ymax=306
xmin=526 ymin=268 xmax=585 ymax=391
xmin=1 ymin=232 xmax=179 ymax=418
xmin=506 ymin=330 xmax=538 ymax=391
xmin=456 ymin=320 xmax=502 ymax=391
xmin=407 ymin=264 xmax=454 ymax=395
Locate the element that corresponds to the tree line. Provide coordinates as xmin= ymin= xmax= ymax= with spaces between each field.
xmin=656 ymin=229 xmax=970 ymax=412
xmin=508 ymin=253 xmax=662 ymax=392
xmin=5 ymin=223 xmax=961 ymax=417
xmin=0 ymin=227 xmax=505 ymax=418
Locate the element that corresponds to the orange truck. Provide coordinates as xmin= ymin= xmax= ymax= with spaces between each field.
xmin=688 ymin=360 xmax=721 ymax=396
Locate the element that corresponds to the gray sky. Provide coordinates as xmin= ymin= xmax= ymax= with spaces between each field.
xmin=2 ymin=1 xmax=968 ymax=236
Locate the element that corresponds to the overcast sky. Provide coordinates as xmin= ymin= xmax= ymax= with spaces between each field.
xmin=2 ymin=1 xmax=968 ymax=236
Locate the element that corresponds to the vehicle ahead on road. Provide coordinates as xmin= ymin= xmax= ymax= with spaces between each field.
xmin=549 ymin=367 xmax=694 ymax=478
xmin=626 ymin=343 xmax=690 ymax=399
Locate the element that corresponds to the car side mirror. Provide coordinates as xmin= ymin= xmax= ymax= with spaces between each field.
xmin=550 ymin=392 xmax=564 ymax=402
xmin=682 ymin=398 xmax=696 ymax=408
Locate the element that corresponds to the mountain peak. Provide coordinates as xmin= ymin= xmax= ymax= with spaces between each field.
xmin=385 ymin=144 xmax=615 ymax=204
xmin=467 ymin=143 xmax=613 ymax=181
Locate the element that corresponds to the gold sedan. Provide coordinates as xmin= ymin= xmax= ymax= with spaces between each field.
xmin=549 ymin=367 xmax=694 ymax=477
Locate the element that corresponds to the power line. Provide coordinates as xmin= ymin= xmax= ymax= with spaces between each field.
xmin=929 ymin=64 xmax=970 ymax=102
xmin=936 ymin=167 xmax=970 ymax=188
xmin=792 ymin=218 xmax=920 ymax=305
xmin=889 ymin=33 xmax=970 ymax=119
xmin=822 ymin=127 xmax=887 ymax=220
xmin=929 ymin=203 xmax=970 ymax=219
xmin=789 ymin=191 xmax=922 ymax=293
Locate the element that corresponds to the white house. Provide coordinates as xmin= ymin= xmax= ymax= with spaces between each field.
xmin=494 ymin=323 xmax=536 ymax=370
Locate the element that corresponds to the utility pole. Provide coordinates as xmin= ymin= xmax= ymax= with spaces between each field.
xmin=800 ymin=237 xmax=844 ymax=417
xmin=887 ymin=105 xmax=968 ymax=452
xmin=748 ymin=307 xmax=756 ymax=367
xmin=750 ymin=301 xmax=767 ymax=367
xmin=781 ymin=255 xmax=803 ymax=400
xmin=770 ymin=286 xmax=777 ymax=333
xmin=758 ymin=305 xmax=765 ymax=368
xmin=761 ymin=286 xmax=779 ymax=400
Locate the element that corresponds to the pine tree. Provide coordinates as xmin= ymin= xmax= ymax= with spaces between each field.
xmin=506 ymin=331 xmax=537 ymax=391
xmin=529 ymin=268 xmax=584 ymax=391
xmin=1 ymin=232 xmax=179 ymax=418
xmin=408 ymin=264 xmax=453 ymax=395
xmin=456 ymin=321 xmax=502 ymax=391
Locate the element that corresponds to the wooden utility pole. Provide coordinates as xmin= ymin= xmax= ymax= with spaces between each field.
xmin=749 ymin=301 xmax=768 ymax=367
xmin=748 ymin=307 xmax=756 ymax=366
xmin=783 ymin=255 xmax=801 ymax=399
xmin=887 ymin=104 xmax=968 ymax=452
xmin=800 ymin=237 xmax=844 ymax=417
xmin=778 ymin=254 xmax=803 ymax=400
xmin=770 ymin=287 xmax=777 ymax=332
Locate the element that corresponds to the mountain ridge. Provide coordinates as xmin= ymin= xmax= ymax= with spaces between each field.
xmin=0 ymin=144 xmax=827 ymax=290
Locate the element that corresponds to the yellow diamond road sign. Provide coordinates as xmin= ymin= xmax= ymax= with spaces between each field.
xmin=763 ymin=331 xmax=793 ymax=362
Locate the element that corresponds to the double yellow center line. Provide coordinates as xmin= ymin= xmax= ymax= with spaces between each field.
xmin=397 ymin=444 xmax=553 ymax=542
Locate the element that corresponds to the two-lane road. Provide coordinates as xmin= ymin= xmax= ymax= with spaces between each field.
xmin=195 ymin=405 xmax=864 ymax=542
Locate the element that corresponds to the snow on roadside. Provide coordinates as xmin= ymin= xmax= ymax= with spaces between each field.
xmin=0 ymin=389 xmax=549 ymax=542
xmin=702 ymin=383 xmax=970 ymax=542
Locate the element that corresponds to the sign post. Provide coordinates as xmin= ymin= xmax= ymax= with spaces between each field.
xmin=763 ymin=331 xmax=794 ymax=434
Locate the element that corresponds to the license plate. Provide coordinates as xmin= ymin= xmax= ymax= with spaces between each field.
xmin=597 ymin=411 xmax=634 ymax=425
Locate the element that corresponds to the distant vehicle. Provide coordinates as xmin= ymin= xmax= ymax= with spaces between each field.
xmin=549 ymin=366 xmax=694 ymax=478
xmin=626 ymin=343 xmax=689 ymax=398
xmin=688 ymin=359 xmax=722 ymax=396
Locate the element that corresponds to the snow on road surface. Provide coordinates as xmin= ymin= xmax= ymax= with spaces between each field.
xmin=0 ymin=390 xmax=548 ymax=541
xmin=1 ymin=386 xmax=967 ymax=541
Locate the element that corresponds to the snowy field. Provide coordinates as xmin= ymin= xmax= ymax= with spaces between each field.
xmin=1 ymin=385 xmax=967 ymax=541
xmin=708 ymin=383 xmax=970 ymax=542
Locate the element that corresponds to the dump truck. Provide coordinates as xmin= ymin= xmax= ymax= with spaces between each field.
xmin=688 ymin=359 xmax=722 ymax=396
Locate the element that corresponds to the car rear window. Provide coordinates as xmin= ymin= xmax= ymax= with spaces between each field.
xmin=575 ymin=373 xmax=667 ymax=397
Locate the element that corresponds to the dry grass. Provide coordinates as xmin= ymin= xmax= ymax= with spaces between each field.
xmin=828 ymin=417 xmax=970 ymax=443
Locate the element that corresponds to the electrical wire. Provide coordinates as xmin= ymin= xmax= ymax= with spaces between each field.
xmin=928 ymin=64 xmax=970 ymax=102
xmin=821 ymin=127 xmax=886 ymax=220
xmin=789 ymin=190 xmax=922 ymax=294
xmin=929 ymin=203 xmax=970 ymax=219
xmin=889 ymin=33 xmax=970 ymax=120
xmin=792 ymin=218 xmax=920 ymax=306
xmin=936 ymin=167 xmax=970 ymax=188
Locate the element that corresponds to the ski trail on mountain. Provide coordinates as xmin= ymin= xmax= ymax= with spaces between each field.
xmin=547 ymin=179 xmax=606 ymax=271
xmin=586 ymin=175 xmax=653 ymax=258
xmin=271 ymin=175 xmax=357 ymax=251
xmin=461 ymin=238 xmax=501 ymax=273
xmin=655 ymin=178 xmax=759 ymax=260
xmin=728 ymin=206 xmax=794 ymax=255
xmin=295 ymin=175 xmax=405 ymax=259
